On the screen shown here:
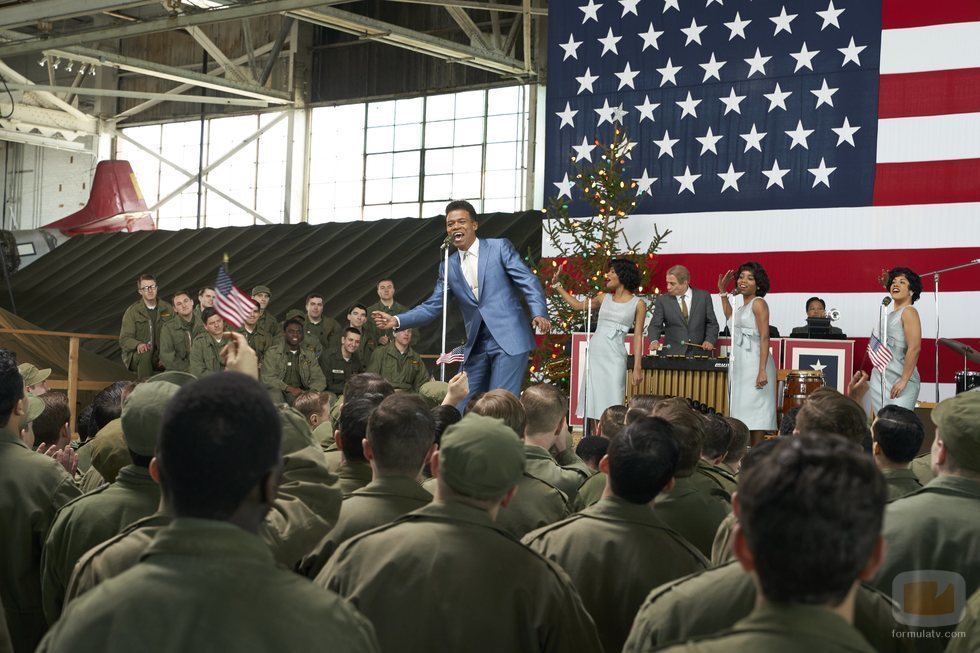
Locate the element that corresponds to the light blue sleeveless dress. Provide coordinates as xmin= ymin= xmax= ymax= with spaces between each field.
xmin=871 ymin=305 xmax=920 ymax=412
xmin=578 ymin=293 xmax=640 ymax=420
xmin=729 ymin=296 xmax=777 ymax=430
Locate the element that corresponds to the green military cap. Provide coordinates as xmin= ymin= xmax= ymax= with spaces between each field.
xmin=18 ymin=362 xmax=51 ymax=387
xmin=252 ymin=285 xmax=272 ymax=297
xmin=277 ymin=404 xmax=318 ymax=455
xmin=148 ymin=370 xmax=198 ymax=386
xmin=121 ymin=381 xmax=181 ymax=457
xmin=418 ymin=380 xmax=449 ymax=408
xmin=932 ymin=391 xmax=980 ymax=473
xmin=439 ymin=413 xmax=525 ymax=500
xmin=20 ymin=395 xmax=45 ymax=430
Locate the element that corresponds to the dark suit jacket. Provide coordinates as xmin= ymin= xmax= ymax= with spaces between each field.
xmin=647 ymin=287 xmax=719 ymax=355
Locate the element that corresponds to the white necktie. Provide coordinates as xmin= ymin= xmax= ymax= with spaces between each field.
xmin=463 ymin=251 xmax=479 ymax=299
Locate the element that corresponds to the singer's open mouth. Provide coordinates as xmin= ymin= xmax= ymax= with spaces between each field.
xmin=452 ymin=231 xmax=464 ymax=241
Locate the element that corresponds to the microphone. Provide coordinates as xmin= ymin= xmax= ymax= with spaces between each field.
xmin=440 ymin=235 xmax=453 ymax=251
xmin=882 ymin=296 xmax=892 ymax=307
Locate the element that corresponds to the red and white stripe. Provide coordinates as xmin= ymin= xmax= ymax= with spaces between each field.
xmin=215 ymin=288 xmax=255 ymax=328
xmin=544 ymin=0 xmax=980 ymax=401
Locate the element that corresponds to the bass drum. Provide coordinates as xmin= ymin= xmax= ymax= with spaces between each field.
xmin=955 ymin=371 xmax=980 ymax=394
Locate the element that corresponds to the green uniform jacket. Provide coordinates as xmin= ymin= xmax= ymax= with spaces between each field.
xmin=118 ymin=300 xmax=173 ymax=372
xmin=363 ymin=300 xmax=408 ymax=356
xmin=523 ymin=496 xmax=708 ymax=653
xmin=320 ymin=348 xmax=365 ymax=395
xmin=188 ymin=335 xmax=228 ymax=377
xmin=337 ymin=460 xmax=373 ymax=497
xmin=38 ymin=519 xmax=379 ymax=653
xmin=256 ymin=311 xmax=280 ymax=339
xmin=0 ymin=428 xmax=80 ymax=653
xmin=623 ymin=561 xmax=915 ymax=653
xmin=710 ymin=511 xmax=737 ymax=566
xmin=366 ymin=343 xmax=430 ymax=392
xmin=496 ymin=474 xmax=571 ymax=539
xmin=947 ymin=587 xmax=980 ymax=653
xmin=650 ymin=601 xmax=877 ymax=653
xmin=654 ymin=475 xmax=732 ymax=558
xmin=316 ymin=501 xmax=603 ymax=653
xmin=882 ymin=467 xmax=923 ymax=501
xmin=911 ymin=452 xmax=935 ymax=485
xmin=236 ymin=327 xmax=272 ymax=363
xmin=86 ymin=419 xmax=128 ymax=484
xmin=873 ymin=474 xmax=980 ymax=648
xmin=303 ymin=316 xmax=342 ymax=355
xmin=576 ymin=471 xmax=607 ymax=509
xmin=523 ymin=444 xmax=592 ymax=503
xmin=301 ymin=476 xmax=432 ymax=579
xmin=65 ymin=442 xmax=341 ymax=603
xmin=695 ymin=460 xmax=738 ymax=497
xmin=0 ymin=593 xmax=11 ymax=653
xmin=158 ymin=315 xmax=203 ymax=372
xmin=262 ymin=344 xmax=326 ymax=402
xmin=41 ymin=464 xmax=160 ymax=624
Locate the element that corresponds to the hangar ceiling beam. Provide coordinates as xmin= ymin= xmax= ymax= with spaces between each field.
xmin=0 ymin=0 xmax=156 ymax=30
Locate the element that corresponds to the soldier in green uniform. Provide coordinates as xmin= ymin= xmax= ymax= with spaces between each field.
xmin=524 ymin=416 xmax=708 ymax=653
xmin=333 ymin=396 xmax=380 ymax=497
xmin=320 ymin=328 xmax=366 ymax=395
xmin=871 ymin=405 xmax=925 ymax=499
xmin=721 ymin=416 xmax=749 ymax=476
xmin=262 ymin=318 xmax=326 ymax=405
xmin=192 ymin=286 xmax=215 ymax=322
xmin=0 ymin=352 xmax=80 ymax=653
xmin=873 ymin=391 xmax=980 ymax=647
xmin=119 ymin=274 xmax=173 ymax=378
xmin=159 ymin=290 xmax=202 ymax=373
xmin=236 ymin=301 xmax=272 ymax=363
xmin=649 ymin=399 xmax=731 ymax=557
xmin=366 ymin=328 xmax=430 ymax=392
xmin=464 ymin=390 xmax=570 ymax=538
xmin=519 ymin=384 xmax=593 ymax=504
xmin=628 ymin=433 xmax=888 ymax=653
xmin=696 ymin=414 xmax=738 ymax=495
xmin=794 ymin=386 xmax=872 ymax=445
xmin=188 ymin=308 xmax=229 ymax=377
xmin=316 ymin=413 xmax=603 ymax=653
xmin=302 ymin=394 xmax=434 ymax=578
xmin=38 ymin=372 xmax=378 ymax=653
xmin=19 ymin=362 xmax=51 ymax=396
xmin=301 ymin=294 xmax=342 ymax=355
xmin=948 ymin=588 xmax=980 ymax=653
xmin=40 ymin=381 xmax=178 ymax=625
xmin=344 ymin=304 xmax=372 ymax=360
xmin=362 ymin=278 xmax=409 ymax=357
xmin=251 ymin=285 xmax=279 ymax=338
xmin=65 ymin=401 xmax=342 ymax=602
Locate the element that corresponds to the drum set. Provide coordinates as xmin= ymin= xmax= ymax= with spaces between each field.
xmin=939 ymin=338 xmax=980 ymax=394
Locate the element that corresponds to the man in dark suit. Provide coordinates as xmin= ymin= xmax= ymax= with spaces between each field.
xmin=647 ymin=265 xmax=719 ymax=356
xmin=790 ymin=297 xmax=844 ymax=337
xmin=372 ymin=200 xmax=549 ymax=405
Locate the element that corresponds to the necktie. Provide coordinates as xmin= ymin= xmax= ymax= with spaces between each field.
xmin=463 ymin=251 xmax=479 ymax=299
xmin=680 ymin=295 xmax=689 ymax=323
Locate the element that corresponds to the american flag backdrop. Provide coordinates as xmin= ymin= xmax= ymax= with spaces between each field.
xmin=543 ymin=0 xmax=980 ymax=400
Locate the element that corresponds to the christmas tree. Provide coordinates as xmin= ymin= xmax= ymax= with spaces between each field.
xmin=529 ymin=124 xmax=669 ymax=392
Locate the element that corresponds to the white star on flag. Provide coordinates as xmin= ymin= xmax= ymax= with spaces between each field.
xmin=615 ymin=62 xmax=641 ymax=89
xmin=559 ymin=34 xmax=582 ymax=61
xmin=595 ymin=99 xmax=620 ymax=125
xmin=764 ymin=83 xmax=792 ymax=112
xmin=676 ymin=91 xmax=702 ymax=119
xmin=740 ymin=124 xmax=766 ymax=152
xmin=579 ymin=0 xmax=602 ymax=23
xmin=675 ymin=166 xmax=701 ymax=194
xmin=785 ymin=120 xmax=815 ymax=149
xmin=720 ymin=87 xmax=746 ymax=115
xmin=816 ymin=1 xmax=845 ymax=30
xmin=663 ymin=0 xmax=679 ymax=11
xmin=744 ymin=48 xmax=771 ymax=77
xmin=718 ymin=163 xmax=745 ymax=192
xmin=633 ymin=169 xmax=657 ymax=195
xmin=635 ymin=95 xmax=660 ymax=122
xmin=838 ymin=37 xmax=866 ymax=66
xmin=554 ymin=173 xmax=575 ymax=199
xmin=763 ymin=160 xmax=790 ymax=188
xmin=598 ymin=27 xmax=623 ymax=55
xmin=573 ymin=136 xmax=596 ymax=162
xmin=639 ymin=22 xmax=664 ymax=50
xmin=770 ymin=6 xmax=797 ymax=35
xmin=575 ymin=68 xmax=598 ymax=94
xmin=832 ymin=117 xmax=860 ymax=146
xmin=811 ymin=79 xmax=838 ymax=108
xmin=809 ymin=359 xmax=828 ymax=372
xmin=724 ymin=11 xmax=750 ymax=40
xmin=619 ymin=0 xmax=641 ymax=17
xmin=653 ymin=130 xmax=680 ymax=158
xmin=556 ymin=102 xmax=578 ymax=128
xmin=681 ymin=17 xmax=707 ymax=46
xmin=699 ymin=52 xmax=726 ymax=81
xmin=808 ymin=158 xmax=836 ymax=187
xmin=696 ymin=126 xmax=723 ymax=155
xmin=657 ymin=58 xmax=682 ymax=86
xmin=790 ymin=42 xmax=820 ymax=72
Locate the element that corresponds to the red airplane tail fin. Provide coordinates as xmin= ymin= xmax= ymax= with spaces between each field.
xmin=46 ymin=160 xmax=155 ymax=236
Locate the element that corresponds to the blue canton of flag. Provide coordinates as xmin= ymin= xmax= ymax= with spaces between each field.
xmin=798 ymin=353 xmax=838 ymax=391
xmin=545 ymin=0 xmax=882 ymax=215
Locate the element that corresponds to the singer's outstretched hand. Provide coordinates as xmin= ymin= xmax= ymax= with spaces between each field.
xmin=372 ymin=311 xmax=397 ymax=330
xmin=718 ymin=270 xmax=735 ymax=294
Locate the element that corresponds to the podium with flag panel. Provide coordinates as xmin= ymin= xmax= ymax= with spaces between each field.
xmin=543 ymin=0 xmax=980 ymax=403
xmin=783 ymin=338 xmax=855 ymax=394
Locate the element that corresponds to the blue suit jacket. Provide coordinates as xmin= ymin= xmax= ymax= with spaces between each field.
xmin=397 ymin=238 xmax=548 ymax=357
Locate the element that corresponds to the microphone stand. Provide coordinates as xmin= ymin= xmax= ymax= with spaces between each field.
xmin=440 ymin=237 xmax=451 ymax=382
xmin=582 ymin=294 xmax=594 ymax=436
xmin=879 ymin=299 xmax=888 ymax=410
xmin=922 ymin=259 xmax=980 ymax=402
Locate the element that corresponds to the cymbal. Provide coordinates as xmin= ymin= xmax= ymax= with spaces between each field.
xmin=939 ymin=338 xmax=980 ymax=364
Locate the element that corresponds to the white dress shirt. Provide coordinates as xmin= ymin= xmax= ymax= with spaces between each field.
xmin=460 ymin=238 xmax=480 ymax=300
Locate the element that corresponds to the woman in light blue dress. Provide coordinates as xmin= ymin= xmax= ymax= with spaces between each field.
xmin=718 ymin=262 xmax=776 ymax=434
xmin=553 ymin=259 xmax=646 ymax=425
xmin=871 ymin=267 xmax=922 ymax=413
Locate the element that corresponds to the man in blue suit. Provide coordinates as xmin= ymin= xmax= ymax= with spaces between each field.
xmin=372 ymin=200 xmax=550 ymax=405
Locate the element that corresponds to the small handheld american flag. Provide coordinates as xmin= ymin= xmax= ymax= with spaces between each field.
xmin=214 ymin=264 xmax=256 ymax=329
xmin=866 ymin=333 xmax=893 ymax=371
xmin=436 ymin=345 xmax=465 ymax=366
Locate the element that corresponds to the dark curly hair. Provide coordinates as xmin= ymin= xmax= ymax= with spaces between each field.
xmin=608 ymin=259 xmax=641 ymax=293
xmin=887 ymin=267 xmax=922 ymax=304
xmin=737 ymin=261 xmax=770 ymax=297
